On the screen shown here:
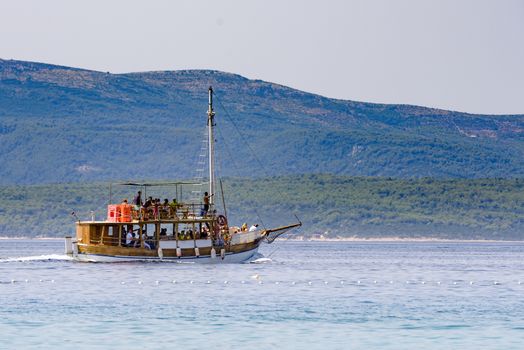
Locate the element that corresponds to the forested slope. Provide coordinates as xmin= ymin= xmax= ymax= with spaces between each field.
xmin=1 ymin=175 xmax=522 ymax=239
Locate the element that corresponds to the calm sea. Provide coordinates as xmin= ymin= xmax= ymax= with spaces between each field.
xmin=1 ymin=239 xmax=524 ymax=349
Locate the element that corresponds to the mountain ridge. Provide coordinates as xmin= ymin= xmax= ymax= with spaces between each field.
xmin=1 ymin=58 xmax=523 ymax=184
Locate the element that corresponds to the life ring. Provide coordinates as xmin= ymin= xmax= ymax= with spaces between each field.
xmin=217 ymin=215 xmax=228 ymax=227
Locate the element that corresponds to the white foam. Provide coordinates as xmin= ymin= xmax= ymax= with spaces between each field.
xmin=250 ymin=257 xmax=272 ymax=264
xmin=0 ymin=254 xmax=74 ymax=263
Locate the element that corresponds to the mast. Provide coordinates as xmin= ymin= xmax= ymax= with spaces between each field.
xmin=207 ymin=86 xmax=216 ymax=207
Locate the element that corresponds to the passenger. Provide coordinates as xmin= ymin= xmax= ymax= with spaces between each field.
xmin=249 ymin=224 xmax=259 ymax=232
xmin=133 ymin=191 xmax=143 ymax=218
xmin=133 ymin=191 xmax=143 ymax=207
xmin=160 ymin=228 xmax=167 ymax=237
xmin=241 ymin=223 xmax=247 ymax=232
xmin=121 ymin=226 xmax=128 ymax=245
xmin=121 ymin=198 xmax=128 ymax=204
xmin=161 ymin=199 xmax=169 ymax=218
xmin=141 ymin=232 xmax=151 ymax=250
xmin=143 ymin=197 xmax=153 ymax=219
xmin=153 ymin=198 xmax=160 ymax=219
xmin=125 ymin=229 xmax=134 ymax=247
xmin=201 ymin=226 xmax=209 ymax=239
xmin=169 ymin=198 xmax=178 ymax=218
xmin=202 ymin=192 xmax=214 ymax=216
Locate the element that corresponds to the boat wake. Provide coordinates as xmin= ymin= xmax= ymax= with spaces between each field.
xmin=249 ymin=257 xmax=273 ymax=264
xmin=0 ymin=254 xmax=74 ymax=263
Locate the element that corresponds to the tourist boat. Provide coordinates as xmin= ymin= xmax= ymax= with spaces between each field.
xmin=65 ymin=87 xmax=301 ymax=262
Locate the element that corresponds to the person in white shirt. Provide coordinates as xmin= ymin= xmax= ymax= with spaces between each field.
xmin=134 ymin=231 xmax=151 ymax=249
xmin=125 ymin=230 xmax=134 ymax=247
xmin=142 ymin=232 xmax=151 ymax=250
xmin=249 ymin=224 xmax=259 ymax=232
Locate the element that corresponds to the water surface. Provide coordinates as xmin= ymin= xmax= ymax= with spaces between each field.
xmin=1 ymin=239 xmax=524 ymax=349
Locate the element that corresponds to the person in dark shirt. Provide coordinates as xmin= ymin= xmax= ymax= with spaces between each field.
xmin=133 ymin=191 xmax=142 ymax=207
xmin=202 ymin=192 xmax=214 ymax=216
xmin=143 ymin=197 xmax=153 ymax=220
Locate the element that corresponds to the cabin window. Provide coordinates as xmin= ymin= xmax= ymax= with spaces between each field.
xmin=145 ymin=224 xmax=156 ymax=238
xmin=90 ymin=226 xmax=102 ymax=244
xmin=102 ymin=225 xmax=119 ymax=246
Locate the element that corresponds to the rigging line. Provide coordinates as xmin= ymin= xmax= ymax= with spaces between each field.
xmin=214 ymin=120 xmax=266 ymax=229
xmin=214 ymin=93 xmax=274 ymax=229
xmin=213 ymin=130 xmax=227 ymax=215
xmin=190 ymin=126 xmax=209 ymax=202
xmin=214 ymin=93 xmax=271 ymax=178
xmin=213 ymin=92 xmax=300 ymax=228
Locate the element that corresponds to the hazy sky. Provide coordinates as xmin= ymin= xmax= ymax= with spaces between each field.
xmin=1 ymin=0 xmax=523 ymax=114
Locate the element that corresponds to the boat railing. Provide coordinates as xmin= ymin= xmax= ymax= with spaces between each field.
xmin=106 ymin=203 xmax=214 ymax=223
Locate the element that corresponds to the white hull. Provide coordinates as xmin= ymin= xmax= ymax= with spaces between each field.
xmin=72 ymin=246 xmax=260 ymax=263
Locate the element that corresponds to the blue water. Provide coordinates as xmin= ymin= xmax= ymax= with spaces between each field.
xmin=1 ymin=240 xmax=524 ymax=349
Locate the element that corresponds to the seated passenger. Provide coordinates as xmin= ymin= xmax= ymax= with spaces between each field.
xmin=200 ymin=227 xmax=209 ymax=239
xmin=249 ymin=224 xmax=259 ymax=232
xmin=125 ymin=229 xmax=134 ymax=247
xmin=143 ymin=232 xmax=152 ymax=250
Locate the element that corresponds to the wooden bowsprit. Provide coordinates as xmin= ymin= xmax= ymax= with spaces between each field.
xmin=262 ymin=219 xmax=302 ymax=244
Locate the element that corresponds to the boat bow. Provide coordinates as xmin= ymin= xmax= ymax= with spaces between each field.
xmin=262 ymin=221 xmax=302 ymax=243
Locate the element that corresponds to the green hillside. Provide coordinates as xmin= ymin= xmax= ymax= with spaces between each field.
xmin=1 ymin=59 xmax=524 ymax=184
xmin=1 ymin=175 xmax=523 ymax=239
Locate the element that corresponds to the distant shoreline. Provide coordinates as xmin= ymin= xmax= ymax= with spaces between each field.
xmin=286 ymin=236 xmax=520 ymax=243
xmin=0 ymin=236 xmax=522 ymax=243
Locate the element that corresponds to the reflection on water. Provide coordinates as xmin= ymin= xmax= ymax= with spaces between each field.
xmin=1 ymin=239 xmax=524 ymax=349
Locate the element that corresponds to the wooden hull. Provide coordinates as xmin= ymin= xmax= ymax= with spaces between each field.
xmin=73 ymin=240 xmax=261 ymax=263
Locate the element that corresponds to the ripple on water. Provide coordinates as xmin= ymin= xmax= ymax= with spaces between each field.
xmin=1 ymin=240 xmax=524 ymax=349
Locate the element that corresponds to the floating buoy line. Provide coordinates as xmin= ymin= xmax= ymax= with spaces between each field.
xmin=1 ymin=278 xmax=524 ymax=287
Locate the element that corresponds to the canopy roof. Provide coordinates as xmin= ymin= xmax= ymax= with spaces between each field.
xmin=113 ymin=181 xmax=205 ymax=187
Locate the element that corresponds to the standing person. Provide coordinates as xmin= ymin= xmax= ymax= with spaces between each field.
xmin=133 ymin=191 xmax=142 ymax=207
xmin=133 ymin=191 xmax=143 ymax=219
xmin=169 ymin=198 xmax=178 ymax=218
xmin=162 ymin=198 xmax=169 ymax=218
xmin=153 ymin=198 xmax=160 ymax=219
xmin=143 ymin=196 xmax=153 ymax=219
xmin=202 ymin=192 xmax=213 ymax=216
